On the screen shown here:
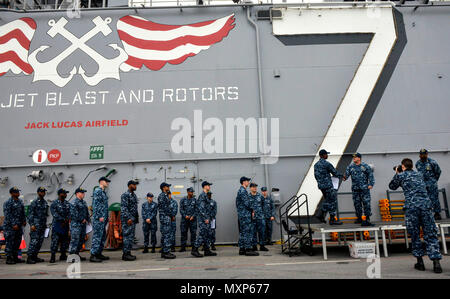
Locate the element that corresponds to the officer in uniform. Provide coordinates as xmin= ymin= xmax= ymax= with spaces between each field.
xmin=158 ymin=182 xmax=176 ymax=259
xmin=90 ymin=176 xmax=111 ymax=263
xmin=3 ymin=187 xmax=26 ymax=265
xmin=261 ymin=187 xmax=275 ymax=245
xmin=208 ymin=191 xmax=217 ymax=251
xmin=389 ymin=158 xmax=442 ymax=273
xmin=142 ymin=193 xmax=158 ymax=253
xmin=416 ymin=149 xmax=442 ymax=220
xmin=343 ymin=153 xmax=375 ymax=226
xmin=192 ymin=181 xmax=216 ymax=257
xmin=249 ymin=183 xmax=268 ymax=252
xmin=169 ymin=191 xmax=178 ymax=252
xmin=236 ymin=177 xmax=258 ymax=256
xmin=50 ymin=188 xmax=70 ymax=263
xmin=314 ymin=149 xmax=343 ymax=225
xmin=179 ymin=187 xmax=197 ymax=252
xmin=68 ymin=188 xmax=89 ymax=262
xmin=27 ymin=187 xmax=49 ymax=264
xmin=121 ymin=180 xmax=139 ymax=261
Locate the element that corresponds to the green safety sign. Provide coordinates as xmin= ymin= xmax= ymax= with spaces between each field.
xmin=90 ymin=145 xmax=104 ymax=160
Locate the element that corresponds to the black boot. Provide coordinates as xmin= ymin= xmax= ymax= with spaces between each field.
xmin=161 ymin=252 xmax=176 ymax=259
xmin=329 ymin=216 xmax=343 ymax=225
xmin=414 ymin=257 xmax=425 ymax=271
xmin=239 ymin=248 xmax=246 ymax=255
xmin=90 ymin=254 xmax=103 ymax=263
xmin=244 ymin=248 xmax=259 ymax=256
xmin=14 ymin=257 xmax=25 ymax=263
xmin=433 ymin=260 xmax=443 ymax=273
xmin=143 ymin=246 xmax=149 ymax=253
xmin=171 ymin=246 xmax=176 ymax=252
xmin=59 ymin=253 xmax=67 ymax=261
xmin=259 ymin=245 xmax=269 ymax=252
xmin=434 ymin=213 xmax=442 ymax=221
xmin=122 ymin=252 xmax=136 ymax=261
xmin=354 ymin=217 xmax=362 ymax=224
xmin=6 ymin=256 xmax=16 ymax=265
xmin=26 ymin=255 xmax=36 ymax=264
xmin=97 ymin=254 xmax=110 ymax=260
xmin=50 ymin=253 xmax=56 ymax=263
xmin=151 ymin=246 xmax=156 ymax=253
xmin=179 ymin=246 xmax=186 ymax=252
xmin=252 ymin=245 xmax=258 ymax=251
xmin=204 ymin=248 xmax=217 ymax=256
xmin=317 ymin=210 xmax=327 ymax=223
xmin=361 ymin=216 xmax=375 ymax=227
xmin=34 ymin=255 xmax=44 ymax=263
xmin=211 ymin=244 xmax=216 ymax=251
xmin=191 ymin=247 xmax=203 ymax=258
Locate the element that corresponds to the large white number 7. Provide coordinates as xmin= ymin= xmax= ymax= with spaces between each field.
xmin=272 ymin=4 xmax=398 ymax=216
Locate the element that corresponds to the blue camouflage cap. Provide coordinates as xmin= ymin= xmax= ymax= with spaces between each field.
xmin=319 ymin=149 xmax=330 ymax=156
xmin=58 ymin=188 xmax=70 ymax=195
xmin=419 ymin=149 xmax=428 ymax=154
xmin=250 ymin=182 xmax=258 ymax=188
xmin=240 ymin=176 xmax=251 ymax=184
xmin=353 ymin=152 xmax=362 ymax=158
xmin=187 ymin=187 xmax=194 ymax=193
xmin=202 ymin=181 xmax=212 ymax=188
xmin=261 ymin=187 xmax=267 ymax=192
xmin=9 ymin=187 xmax=20 ymax=193
xmin=160 ymin=182 xmax=171 ymax=190
xmin=75 ymin=188 xmax=87 ymax=194
xmin=37 ymin=187 xmax=47 ymax=193
xmin=146 ymin=192 xmax=154 ymax=198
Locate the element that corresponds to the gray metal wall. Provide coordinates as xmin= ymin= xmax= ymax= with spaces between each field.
xmin=0 ymin=5 xmax=449 ymax=249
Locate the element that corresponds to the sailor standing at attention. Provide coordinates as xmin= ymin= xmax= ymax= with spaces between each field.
xmin=416 ymin=149 xmax=442 ymax=220
xmin=90 ymin=176 xmax=111 ymax=263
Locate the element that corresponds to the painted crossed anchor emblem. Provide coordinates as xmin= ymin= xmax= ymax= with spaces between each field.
xmin=28 ymin=16 xmax=128 ymax=87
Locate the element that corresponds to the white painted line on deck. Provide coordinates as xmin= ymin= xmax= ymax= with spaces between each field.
xmin=265 ymin=259 xmax=361 ymax=266
xmin=76 ymin=267 xmax=170 ymax=275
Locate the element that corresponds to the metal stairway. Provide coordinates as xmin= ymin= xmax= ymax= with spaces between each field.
xmin=279 ymin=193 xmax=313 ymax=257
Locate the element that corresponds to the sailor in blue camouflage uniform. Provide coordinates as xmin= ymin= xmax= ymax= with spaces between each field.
xmin=343 ymin=153 xmax=375 ymax=226
xmin=389 ymin=158 xmax=442 ymax=273
xmin=416 ymin=149 xmax=442 ymax=220
xmin=121 ymin=180 xmax=139 ymax=261
xmin=208 ymin=191 xmax=217 ymax=251
xmin=27 ymin=187 xmax=49 ymax=264
xmin=158 ymin=182 xmax=176 ymax=259
xmin=179 ymin=187 xmax=197 ymax=252
xmin=68 ymin=188 xmax=89 ymax=262
xmin=49 ymin=188 xmax=70 ymax=263
xmin=89 ymin=176 xmax=111 ymax=263
xmin=236 ymin=176 xmax=258 ymax=256
xmin=3 ymin=187 xmax=26 ymax=265
xmin=314 ymin=149 xmax=343 ymax=225
xmin=168 ymin=191 xmax=178 ymax=252
xmin=261 ymin=187 xmax=275 ymax=245
xmin=142 ymin=193 xmax=158 ymax=253
xmin=249 ymin=183 xmax=268 ymax=252
xmin=192 ymin=181 xmax=216 ymax=257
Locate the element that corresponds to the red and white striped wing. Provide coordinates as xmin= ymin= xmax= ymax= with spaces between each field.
xmin=117 ymin=14 xmax=235 ymax=72
xmin=0 ymin=18 xmax=36 ymax=77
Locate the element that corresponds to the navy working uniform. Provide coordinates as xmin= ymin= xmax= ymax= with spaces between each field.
xmin=416 ymin=157 xmax=442 ymax=214
xmin=91 ymin=186 xmax=109 ymax=256
xmin=121 ymin=189 xmax=139 ymax=255
xmin=179 ymin=191 xmax=197 ymax=248
xmin=389 ymin=170 xmax=441 ymax=260
xmin=3 ymin=188 xmax=26 ymax=262
xmin=194 ymin=191 xmax=212 ymax=250
xmin=236 ymin=185 xmax=254 ymax=250
xmin=250 ymin=191 xmax=265 ymax=247
xmin=344 ymin=161 xmax=375 ymax=219
xmin=209 ymin=195 xmax=217 ymax=246
xmin=158 ymin=188 xmax=172 ymax=254
xmin=314 ymin=156 xmax=341 ymax=219
xmin=169 ymin=196 xmax=178 ymax=249
xmin=50 ymin=196 xmax=70 ymax=257
xmin=69 ymin=191 xmax=90 ymax=256
xmin=142 ymin=195 xmax=158 ymax=249
xmin=27 ymin=190 xmax=49 ymax=259
xmin=262 ymin=191 xmax=275 ymax=244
